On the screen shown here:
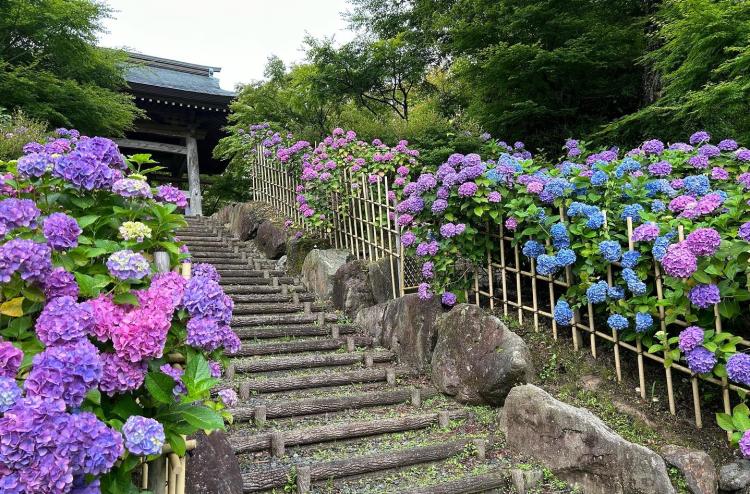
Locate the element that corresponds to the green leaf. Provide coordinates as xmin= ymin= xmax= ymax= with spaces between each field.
xmin=75 ymin=272 xmax=100 ymax=298
xmin=175 ymin=403 xmax=225 ymax=431
xmin=86 ymin=388 xmax=102 ymax=405
xmin=77 ymin=215 xmax=100 ymax=228
xmin=716 ymin=412 xmax=736 ymax=432
xmin=113 ymin=292 xmax=140 ymax=307
xmin=165 ymin=430 xmax=187 ymax=456
xmin=145 ymin=372 xmax=175 ymax=405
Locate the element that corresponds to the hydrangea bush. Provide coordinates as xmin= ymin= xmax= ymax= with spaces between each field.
xmin=0 ymin=130 xmax=238 ymax=493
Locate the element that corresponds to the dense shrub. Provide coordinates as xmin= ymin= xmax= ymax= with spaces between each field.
xmin=0 ymin=130 xmax=238 ymax=493
xmin=0 ymin=110 xmax=50 ymax=160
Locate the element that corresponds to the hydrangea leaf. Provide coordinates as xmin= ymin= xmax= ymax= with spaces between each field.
xmin=0 ymin=297 xmax=24 ymax=317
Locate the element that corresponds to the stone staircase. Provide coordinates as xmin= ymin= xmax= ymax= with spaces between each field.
xmin=178 ymin=216 xmax=564 ymax=494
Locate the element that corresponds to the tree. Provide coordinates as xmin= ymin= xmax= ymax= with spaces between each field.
xmin=600 ymin=0 xmax=750 ymax=145
xmin=0 ymin=0 xmax=139 ymax=135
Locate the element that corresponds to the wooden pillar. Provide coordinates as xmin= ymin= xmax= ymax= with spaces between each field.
xmin=186 ymin=134 xmax=202 ymax=216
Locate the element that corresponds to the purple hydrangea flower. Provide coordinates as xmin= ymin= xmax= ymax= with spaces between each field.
xmin=647 ymin=161 xmax=672 ymax=177
xmin=42 ymin=267 xmax=79 ymax=300
xmin=155 ymin=184 xmax=188 ymax=208
xmin=689 ymin=131 xmax=711 ymax=145
xmin=488 ymin=191 xmax=501 ymax=203
xmin=505 ymin=217 xmax=518 ymax=231
xmin=17 ymin=152 xmax=52 ymax=177
xmin=417 ymin=282 xmax=432 ymax=301
xmin=642 ymin=139 xmax=664 ymax=155
xmin=661 ymin=243 xmax=697 ymax=278
xmin=632 ymin=222 xmax=660 ymax=242
xmin=53 ymin=151 xmax=116 ymax=190
xmin=35 ymin=295 xmax=93 ymax=346
xmin=160 ymin=364 xmax=186 ymax=396
xmin=0 ymin=198 xmax=40 ymax=235
xmin=441 ymin=292 xmax=457 ymax=306
xmin=431 ymin=199 xmax=448 ymax=214
xmin=718 ymin=139 xmax=738 ymax=151
xmin=688 ymin=155 xmax=709 ymax=169
xmin=42 ymin=212 xmax=81 ymax=250
xmin=192 ymin=263 xmax=221 ymax=282
xmin=421 ymin=261 xmax=434 ymax=279
xmin=218 ymin=388 xmax=238 ymax=407
xmin=739 ymin=222 xmax=750 ymax=242
xmin=678 ymin=326 xmax=704 ymax=352
xmin=64 ymin=411 xmax=124 ymax=475
xmin=107 ymin=250 xmax=150 ymax=280
xmin=0 ymin=342 xmax=23 ymax=378
xmin=98 ymin=352 xmax=148 ymax=396
xmin=685 ymin=346 xmax=716 ymax=374
xmin=122 ymin=416 xmax=165 ymax=456
xmin=183 ymin=277 xmax=233 ymax=324
xmin=727 ymin=353 xmax=750 ymax=386
xmin=24 ymin=340 xmax=102 ymax=407
xmin=685 ymin=227 xmax=721 ymax=257
xmin=75 ymin=136 xmax=125 ymax=169
xmin=186 ymin=317 xmax=226 ymax=352
xmin=736 ymin=148 xmax=750 ymax=162
xmin=209 ymin=361 xmax=222 ymax=378
xmin=0 ymin=376 xmax=21 ymax=413
xmin=0 ymin=239 xmax=52 ymax=283
xmin=740 ymin=431 xmax=750 ymax=459
xmin=112 ymin=178 xmax=153 ymax=199
xmin=688 ymin=284 xmax=720 ymax=309
xmin=401 ymin=232 xmax=416 ymax=246
xmin=457 ymin=182 xmax=478 ymax=197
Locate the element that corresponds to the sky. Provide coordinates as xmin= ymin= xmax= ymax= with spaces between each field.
xmin=99 ymin=0 xmax=356 ymax=91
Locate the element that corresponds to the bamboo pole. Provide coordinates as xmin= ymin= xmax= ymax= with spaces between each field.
xmin=603 ymin=211 xmax=622 ymax=382
xmin=627 ymin=217 xmax=646 ymax=399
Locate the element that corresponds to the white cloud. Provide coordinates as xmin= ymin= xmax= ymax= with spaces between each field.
xmin=99 ymin=0 xmax=356 ymax=91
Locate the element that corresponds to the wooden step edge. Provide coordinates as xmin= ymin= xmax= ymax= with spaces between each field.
xmin=230 ymin=409 xmax=469 ymax=454
xmin=240 ymin=437 xmax=475 ymax=492
xmin=396 ymin=469 xmax=511 ymax=494
xmin=233 ymin=335 xmax=372 ymax=357
xmin=233 ymin=350 xmax=394 ymax=374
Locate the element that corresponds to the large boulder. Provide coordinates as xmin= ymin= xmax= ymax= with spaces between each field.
xmin=354 ymin=294 xmax=443 ymax=369
xmin=286 ymin=236 xmax=330 ymax=275
xmin=228 ymin=202 xmax=268 ymax=240
xmin=185 ymin=430 xmax=243 ymax=494
xmin=719 ymin=460 xmax=750 ymax=491
xmin=332 ymin=260 xmax=375 ymax=316
xmin=430 ymin=304 xmax=532 ymax=406
xmin=503 ymin=384 xmax=676 ymax=494
xmin=368 ymin=256 xmax=399 ymax=304
xmin=301 ymin=249 xmax=352 ymax=299
xmin=255 ymin=220 xmax=288 ymax=259
xmin=661 ymin=445 xmax=716 ymax=494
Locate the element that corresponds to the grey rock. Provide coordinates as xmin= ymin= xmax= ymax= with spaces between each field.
xmin=275 ymin=255 xmax=287 ymax=271
xmin=504 ymin=384 xmax=676 ymax=494
xmin=510 ymin=468 xmax=544 ymax=494
xmin=286 ymin=236 xmax=330 ymax=275
xmin=332 ymin=260 xmax=375 ymax=317
xmin=185 ymin=430 xmax=243 ymax=494
xmin=719 ymin=459 xmax=750 ymax=491
xmin=255 ymin=220 xmax=287 ymax=259
xmin=368 ymin=256 xmax=399 ymax=304
xmin=301 ymin=249 xmax=352 ymax=299
xmin=430 ymin=304 xmax=533 ymax=406
xmin=354 ymin=293 xmax=443 ymax=369
xmin=661 ymin=445 xmax=717 ymax=494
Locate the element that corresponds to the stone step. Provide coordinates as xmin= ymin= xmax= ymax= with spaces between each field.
xmin=241 ymin=438 xmax=476 ymax=492
xmin=234 ymin=324 xmax=356 ymax=340
xmin=221 ymin=276 xmax=296 ymax=286
xmin=229 ymin=293 xmax=316 ymax=304
xmin=230 ymin=367 xmax=417 ymax=396
xmin=229 ymin=386 xmax=436 ymax=423
xmin=221 ymin=285 xmax=288 ymax=295
xmin=191 ymin=251 xmax=240 ymax=259
xmin=229 ymin=409 xmax=469 ymax=454
xmin=233 ymin=350 xmax=394 ymax=374
xmin=396 ymin=471 xmax=512 ymax=494
xmin=232 ymin=302 xmax=325 ymax=316
xmin=231 ymin=313 xmax=337 ymax=327
xmin=233 ymin=335 xmax=372 ymax=357
xmin=215 ymin=269 xmax=286 ymax=278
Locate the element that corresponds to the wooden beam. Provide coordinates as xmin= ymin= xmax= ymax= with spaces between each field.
xmin=186 ymin=135 xmax=202 ymax=216
xmin=133 ymin=122 xmax=206 ymax=140
xmin=113 ymin=138 xmax=187 ymax=155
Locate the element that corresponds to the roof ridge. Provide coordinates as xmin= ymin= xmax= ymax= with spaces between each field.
xmin=126 ymin=51 xmax=222 ymax=76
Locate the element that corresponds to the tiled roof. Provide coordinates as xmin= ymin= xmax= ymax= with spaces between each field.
xmin=124 ymin=52 xmax=235 ymax=98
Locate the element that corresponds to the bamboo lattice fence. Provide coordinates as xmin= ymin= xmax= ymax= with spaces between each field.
xmin=247 ymin=148 xmax=747 ymax=432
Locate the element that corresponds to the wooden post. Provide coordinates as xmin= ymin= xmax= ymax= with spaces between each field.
xmin=297 ymin=466 xmax=312 ymax=493
xmin=147 ymin=456 xmax=167 ymax=494
xmin=186 ymin=134 xmax=202 ymax=216
xmin=154 ymin=251 xmax=170 ymax=273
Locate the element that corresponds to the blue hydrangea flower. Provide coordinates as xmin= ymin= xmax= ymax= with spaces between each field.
xmin=0 ymin=376 xmax=21 ymax=413
xmin=554 ymin=299 xmax=573 ymax=326
xmin=622 ymin=268 xmax=647 ymax=295
xmin=607 ymin=314 xmax=629 ymax=331
xmin=615 ymin=157 xmax=641 ymax=178
xmin=621 ymin=250 xmax=640 ymax=269
xmin=599 ymin=240 xmax=622 ymax=262
xmin=635 ymin=312 xmax=654 ymax=333
xmin=550 ymin=222 xmax=570 ymax=249
xmin=522 ymin=240 xmax=546 ymax=259
xmin=555 ymin=248 xmax=576 ymax=266
xmin=586 ymin=281 xmax=608 ymax=304
xmin=621 ymin=203 xmax=644 ymax=222
xmin=651 ymin=200 xmax=666 ymax=213
xmin=122 ymin=416 xmax=165 ymax=456
xmin=607 ymin=286 xmax=625 ymax=300
xmin=684 ymin=175 xmax=710 ymax=196
xmin=536 ymin=254 xmax=560 ymax=276
xmin=591 ymin=170 xmax=608 ymax=186
xmin=652 ymin=233 xmax=675 ymax=261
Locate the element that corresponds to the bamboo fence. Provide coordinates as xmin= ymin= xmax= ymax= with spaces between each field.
xmin=247 ymin=148 xmax=747 ymax=431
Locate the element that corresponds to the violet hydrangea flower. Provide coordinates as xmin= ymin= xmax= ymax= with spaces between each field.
xmin=107 ymin=250 xmax=150 ymax=280
xmin=43 ymin=267 xmax=79 ymax=300
xmin=727 ymin=353 xmax=750 ymax=386
xmin=218 ymin=388 xmax=238 ymax=407
xmin=122 ymin=416 xmax=165 ymax=456
xmin=688 ymin=284 xmax=720 ymax=309
xmin=0 ymin=376 xmax=21 ymax=412
xmin=155 ymin=184 xmax=188 ymax=208
xmin=685 ymin=227 xmax=721 ymax=257
xmin=42 ymin=212 xmax=81 ymax=250
xmin=0 ymin=342 xmax=22 ymax=378
xmin=35 ymin=295 xmax=93 ymax=346
xmin=0 ymin=198 xmax=40 ymax=235
xmin=186 ymin=317 xmax=226 ymax=352
xmin=98 ymin=353 xmax=148 ymax=396
xmin=685 ymin=346 xmax=716 ymax=374
xmin=192 ymin=263 xmax=221 ymax=282
xmin=661 ymin=243 xmax=697 ymax=278
xmin=678 ymin=326 xmax=704 ymax=352
xmin=112 ymin=178 xmax=153 ymax=199
xmin=64 ymin=411 xmax=124 ymax=476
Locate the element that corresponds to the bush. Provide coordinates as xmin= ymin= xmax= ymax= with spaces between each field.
xmin=0 ymin=130 xmax=239 ymax=492
xmin=0 ymin=109 xmax=50 ymax=160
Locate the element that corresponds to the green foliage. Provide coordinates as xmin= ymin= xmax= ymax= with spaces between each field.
xmin=0 ymin=109 xmax=50 ymax=160
xmin=0 ymin=0 xmax=139 ymax=135
xmin=601 ymin=0 xmax=750 ymax=145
